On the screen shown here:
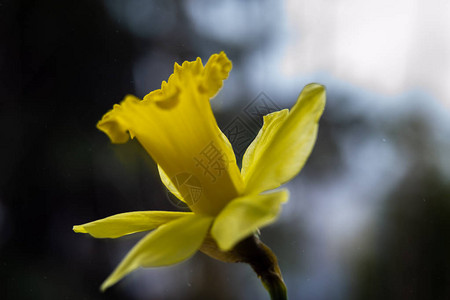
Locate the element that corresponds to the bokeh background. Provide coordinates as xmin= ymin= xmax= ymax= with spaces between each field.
xmin=1 ymin=0 xmax=449 ymax=299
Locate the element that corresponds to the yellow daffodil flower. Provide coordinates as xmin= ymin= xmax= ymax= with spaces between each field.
xmin=73 ymin=52 xmax=325 ymax=293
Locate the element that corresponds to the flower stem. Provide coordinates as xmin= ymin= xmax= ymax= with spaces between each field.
xmin=232 ymin=235 xmax=287 ymax=300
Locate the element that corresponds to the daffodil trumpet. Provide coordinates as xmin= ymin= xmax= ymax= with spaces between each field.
xmin=74 ymin=52 xmax=325 ymax=299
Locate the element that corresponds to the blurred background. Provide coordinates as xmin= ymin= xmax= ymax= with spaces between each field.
xmin=1 ymin=0 xmax=449 ymax=299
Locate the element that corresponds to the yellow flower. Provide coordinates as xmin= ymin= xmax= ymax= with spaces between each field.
xmin=73 ymin=52 xmax=325 ymax=291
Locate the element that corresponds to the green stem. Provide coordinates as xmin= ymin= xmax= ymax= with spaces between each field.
xmin=200 ymin=234 xmax=287 ymax=299
xmin=232 ymin=235 xmax=287 ymax=300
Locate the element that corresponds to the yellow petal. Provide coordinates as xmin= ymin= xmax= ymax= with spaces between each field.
xmin=73 ymin=211 xmax=192 ymax=238
xmin=101 ymin=214 xmax=213 ymax=291
xmin=242 ymin=84 xmax=326 ymax=194
xmin=211 ymin=190 xmax=289 ymax=251
xmin=97 ymin=52 xmax=243 ymax=216
xmin=157 ymin=164 xmax=185 ymax=203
